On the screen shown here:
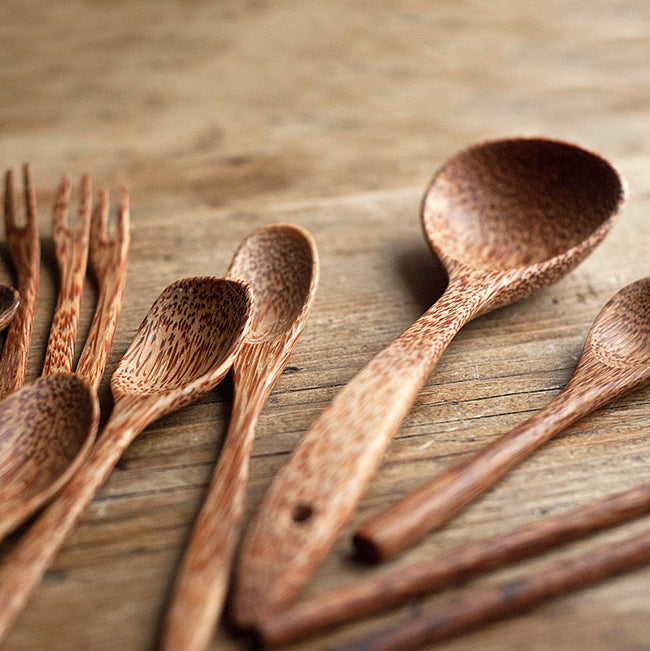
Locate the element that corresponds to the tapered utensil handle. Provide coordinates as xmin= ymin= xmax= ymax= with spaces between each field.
xmin=337 ymin=527 xmax=650 ymax=651
xmin=257 ymin=481 xmax=650 ymax=646
xmin=231 ymin=277 xmax=491 ymax=625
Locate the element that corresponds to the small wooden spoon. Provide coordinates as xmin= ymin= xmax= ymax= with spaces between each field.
xmin=355 ymin=276 xmax=650 ymax=560
xmin=161 ymin=225 xmax=319 ymax=651
xmin=231 ymin=138 xmax=625 ymax=625
xmin=0 ymin=285 xmax=19 ymax=331
xmin=0 ymin=277 xmax=253 ymax=642
xmin=0 ymin=374 xmax=99 ymax=540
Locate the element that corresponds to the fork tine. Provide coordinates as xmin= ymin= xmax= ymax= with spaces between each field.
xmin=90 ymin=188 xmax=110 ymax=243
xmin=4 ymin=169 xmax=17 ymax=231
xmin=77 ymin=174 xmax=92 ymax=230
xmin=117 ymin=186 xmax=130 ymax=247
xmin=53 ymin=176 xmax=72 ymax=234
xmin=22 ymin=164 xmax=37 ymax=235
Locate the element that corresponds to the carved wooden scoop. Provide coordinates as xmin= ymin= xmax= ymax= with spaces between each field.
xmin=0 ymin=277 xmax=253 ymax=641
xmin=161 ymin=224 xmax=319 ymax=651
xmin=356 ymin=276 xmax=650 ymax=560
xmin=231 ymin=137 xmax=625 ymax=625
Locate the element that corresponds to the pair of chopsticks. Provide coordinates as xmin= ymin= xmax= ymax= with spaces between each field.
xmin=257 ymin=479 xmax=650 ymax=648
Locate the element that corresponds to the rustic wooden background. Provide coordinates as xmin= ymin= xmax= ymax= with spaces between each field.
xmin=1 ymin=1 xmax=649 ymax=649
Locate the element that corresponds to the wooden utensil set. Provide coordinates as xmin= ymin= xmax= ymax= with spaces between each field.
xmin=0 ymin=138 xmax=648 ymax=649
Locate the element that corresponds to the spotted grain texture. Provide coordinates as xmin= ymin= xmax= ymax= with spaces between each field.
xmin=161 ymin=225 xmax=319 ymax=651
xmin=356 ymin=277 xmax=650 ymax=561
xmin=0 ymin=277 xmax=253 ymax=642
xmin=258 ymin=481 xmax=650 ymax=647
xmin=339 ymin=527 xmax=650 ymax=651
xmin=0 ymin=374 xmax=99 ymax=540
xmin=41 ymin=175 xmax=91 ymax=376
xmin=230 ymin=138 xmax=625 ymax=627
xmin=0 ymin=165 xmax=40 ymax=399
xmin=74 ymin=185 xmax=130 ymax=391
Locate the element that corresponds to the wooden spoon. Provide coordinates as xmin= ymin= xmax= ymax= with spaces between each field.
xmin=355 ymin=276 xmax=650 ymax=560
xmin=231 ymin=137 xmax=625 ymax=626
xmin=160 ymin=224 xmax=319 ymax=651
xmin=0 ymin=277 xmax=253 ymax=642
xmin=0 ymin=284 xmax=19 ymax=331
xmin=0 ymin=374 xmax=99 ymax=540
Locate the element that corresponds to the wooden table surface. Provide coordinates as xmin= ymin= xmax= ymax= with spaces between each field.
xmin=1 ymin=2 xmax=649 ymax=649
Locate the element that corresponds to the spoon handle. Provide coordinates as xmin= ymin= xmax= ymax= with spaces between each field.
xmin=336 ymin=527 xmax=650 ymax=651
xmin=353 ymin=356 xmax=640 ymax=562
xmin=42 ymin=175 xmax=91 ymax=376
xmin=0 ymin=166 xmax=40 ymax=400
xmin=231 ymin=278 xmax=490 ymax=626
xmin=160 ymin=348 xmax=271 ymax=651
xmin=0 ymin=397 xmax=152 ymax=642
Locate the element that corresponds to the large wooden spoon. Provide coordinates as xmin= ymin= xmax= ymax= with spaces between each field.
xmin=0 ymin=277 xmax=253 ymax=642
xmin=231 ymin=137 xmax=625 ymax=625
xmin=161 ymin=224 xmax=319 ymax=651
xmin=356 ymin=276 xmax=650 ymax=560
xmin=0 ymin=374 xmax=99 ymax=540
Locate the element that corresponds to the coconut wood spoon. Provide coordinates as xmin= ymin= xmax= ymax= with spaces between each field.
xmin=0 ymin=374 xmax=99 ymax=540
xmin=0 ymin=276 xmax=253 ymax=642
xmin=231 ymin=137 xmax=625 ymax=626
xmin=355 ymin=277 xmax=650 ymax=560
xmin=161 ymin=224 xmax=319 ymax=651
xmin=0 ymin=285 xmax=19 ymax=331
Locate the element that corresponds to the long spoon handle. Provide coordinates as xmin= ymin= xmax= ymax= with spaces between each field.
xmin=42 ymin=175 xmax=91 ymax=375
xmin=354 ymin=357 xmax=647 ymax=561
xmin=0 ymin=166 xmax=40 ymax=399
xmin=337 ymin=527 xmax=650 ymax=651
xmin=231 ymin=277 xmax=491 ymax=626
xmin=161 ymin=353 xmax=270 ymax=651
xmin=258 ymin=481 xmax=650 ymax=647
xmin=0 ymin=397 xmax=153 ymax=643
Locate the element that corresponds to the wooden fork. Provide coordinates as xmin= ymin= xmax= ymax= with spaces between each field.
xmin=74 ymin=185 xmax=130 ymax=391
xmin=0 ymin=165 xmax=40 ymax=400
xmin=41 ymin=175 xmax=91 ymax=376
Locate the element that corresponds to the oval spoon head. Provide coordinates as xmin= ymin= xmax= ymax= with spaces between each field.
xmin=227 ymin=224 xmax=319 ymax=343
xmin=110 ymin=277 xmax=253 ymax=405
xmin=0 ymin=374 xmax=99 ymax=539
xmin=422 ymin=137 xmax=625 ymax=312
xmin=0 ymin=285 xmax=19 ymax=331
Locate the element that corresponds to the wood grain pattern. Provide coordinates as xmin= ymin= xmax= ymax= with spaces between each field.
xmin=0 ymin=285 xmax=19 ymax=331
xmin=160 ymin=225 xmax=318 ymax=651
xmin=1 ymin=3 xmax=650 ymax=649
xmin=0 ymin=166 xmax=40 ymax=399
xmin=258 ymin=480 xmax=650 ymax=646
xmin=41 ymin=175 xmax=91 ymax=376
xmin=355 ymin=278 xmax=650 ymax=560
xmin=0 ymin=278 xmax=252 ymax=643
xmin=230 ymin=138 xmax=625 ymax=626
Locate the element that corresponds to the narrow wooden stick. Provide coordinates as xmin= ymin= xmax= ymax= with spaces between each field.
xmin=335 ymin=527 xmax=650 ymax=651
xmin=257 ymin=481 xmax=650 ymax=647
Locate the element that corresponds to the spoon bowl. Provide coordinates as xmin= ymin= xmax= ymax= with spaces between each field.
xmin=0 ymin=285 xmax=19 ymax=331
xmin=231 ymin=137 xmax=625 ymax=625
xmin=0 ymin=374 xmax=99 ymax=540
